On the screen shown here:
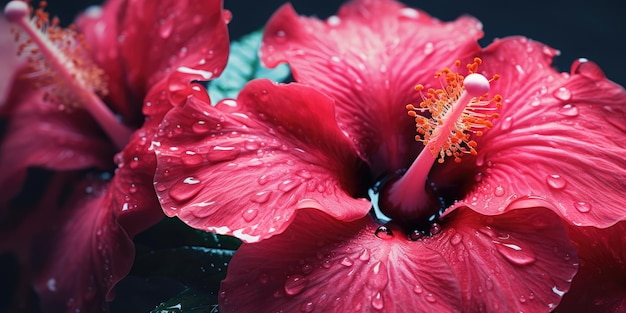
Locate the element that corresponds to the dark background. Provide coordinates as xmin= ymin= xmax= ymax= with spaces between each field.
xmin=2 ymin=0 xmax=625 ymax=86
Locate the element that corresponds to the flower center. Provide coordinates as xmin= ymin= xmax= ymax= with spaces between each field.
xmin=4 ymin=1 xmax=132 ymax=149
xmin=375 ymin=58 xmax=502 ymax=237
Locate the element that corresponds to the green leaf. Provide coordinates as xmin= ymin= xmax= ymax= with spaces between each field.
xmin=207 ymin=29 xmax=291 ymax=102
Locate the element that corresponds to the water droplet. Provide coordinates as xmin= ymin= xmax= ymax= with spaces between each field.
xmin=159 ymin=18 xmax=174 ymax=38
xmin=284 ymin=275 xmax=308 ymax=296
xmin=529 ymin=96 xmax=541 ymax=107
xmin=181 ymin=151 xmax=204 ymax=166
xmin=296 ymin=169 xmax=312 ymax=179
xmin=300 ymin=302 xmax=315 ymax=313
xmin=429 ymin=223 xmax=442 ymax=235
xmin=244 ymin=140 xmax=260 ymax=151
xmin=450 ymin=233 xmax=462 ymax=245
xmin=399 ymin=8 xmax=419 ymax=19
xmin=546 ymin=174 xmax=567 ymax=189
xmin=574 ymin=201 xmax=591 ymax=213
xmin=258 ymin=273 xmax=269 ymax=284
xmin=242 ymin=208 xmax=258 ymax=222
xmin=367 ymin=262 xmax=389 ymax=290
xmin=208 ymin=146 xmax=240 ymax=162
xmin=192 ymin=120 xmax=211 ymax=134
xmin=494 ymin=186 xmax=505 ymax=197
xmin=519 ymin=295 xmax=527 ymax=303
xmin=327 ymin=15 xmax=341 ymax=26
xmin=371 ymin=292 xmax=384 ymax=310
xmin=495 ymin=241 xmax=536 ymax=265
xmin=359 ymin=249 xmax=370 ymax=261
xmin=374 ymin=226 xmax=393 ymax=239
xmin=413 ymin=285 xmax=423 ymax=294
xmin=570 ymin=58 xmax=605 ymax=79
xmin=557 ymin=104 xmax=579 ymax=117
xmin=553 ymin=87 xmax=572 ymax=102
xmin=340 ymin=257 xmax=354 ymax=267
xmin=424 ymin=42 xmax=434 ymax=54
xmin=409 ymin=229 xmax=423 ymax=241
xmin=250 ymin=190 xmax=271 ymax=204
xmin=500 ymin=117 xmax=513 ymax=131
xmin=278 ymin=179 xmax=301 ymax=192
xmin=127 ymin=183 xmax=137 ymax=194
xmin=168 ymin=177 xmax=203 ymax=202
xmin=129 ymin=156 xmax=140 ymax=169
xmin=425 ymin=293 xmax=437 ymax=303
xmin=259 ymin=89 xmax=269 ymax=102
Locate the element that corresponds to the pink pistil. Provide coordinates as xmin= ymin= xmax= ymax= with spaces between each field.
xmin=4 ymin=1 xmax=133 ymax=150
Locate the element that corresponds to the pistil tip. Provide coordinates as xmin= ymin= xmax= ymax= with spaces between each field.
xmin=463 ymin=73 xmax=490 ymax=97
xmin=4 ymin=1 xmax=28 ymax=22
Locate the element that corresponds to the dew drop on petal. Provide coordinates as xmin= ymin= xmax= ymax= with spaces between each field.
xmin=494 ymin=186 xmax=505 ymax=197
xmin=169 ymin=177 xmax=203 ymax=202
xmin=557 ymin=104 xmax=579 ymax=117
xmin=340 ymin=257 xmax=354 ymax=267
xmin=553 ymin=87 xmax=572 ymax=102
xmin=192 ymin=120 xmax=211 ymax=134
xmin=409 ymin=229 xmax=423 ymax=241
xmin=284 ymin=275 xmax=309 ymax=296
xmin=495 ymin=242 xmax=536 ymax=265
xmin=258 ymin=273 xmax=269 ymax=284
xmin=278 ymin=179 xmax=301 ymax=192
xmin=570 ymin=58 xmax=606 ymax=79
xmin=368 ymin=262 xmax=389 ymax=290
xmin=181 ymin=151 xmax=204 ymax=166
xmin=500 ymin=117 xmax=513 ymax=131
xmin=546 ymin=174 xmax=567 ymax=189
xmin=251 ymin=190 xmax=271 ymax=204
xmin=413 ymin=285 xmax=423 ymax=294
xmin=574 ymin=201 xmax=591 ymax=213
xmin=359 ymin=249 xmax=370 ymax=261
xmin=242 ymin=208 xmax=258 ymax=222
xmin=530 ymin=96 xmax=541 ymax=107
xmin=207 ymin=146 xmax=240 ymax=162
xmin=450 ymin=233 xmax=462 ymax=245
xmin=425 ymin=293 xmax=437 ymax=303
xmin=371 ymin=292 xmax=385 ymax=310
xmin=300 ymin=302 xmax=315 ymax=313
xmin=159 ymin=18 xmax=174 ymax=38
xmin=429 ymin=223 xmax=442 ymax=235
xmin=374 ymin=226 xmax=394 ymax=239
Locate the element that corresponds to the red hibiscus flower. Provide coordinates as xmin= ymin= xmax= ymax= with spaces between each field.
xmin=151 ymin=0 xmax=626 ymax=311
xmin=0 ymin=0 xmax=229 ymax=311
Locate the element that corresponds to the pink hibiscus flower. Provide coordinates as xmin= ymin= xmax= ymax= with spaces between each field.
xmin=0 ymin=0 xmax=229 ymax=311
xmin=152 ymin=0 xmax=625 ymax=312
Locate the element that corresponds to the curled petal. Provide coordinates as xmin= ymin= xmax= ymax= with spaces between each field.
xmin=154 ymin=80 xmax=370 ymax=242
xmin=261 ymin=0 xmax=482 ymax=175
xmin=442 ymin=37 xmax=626 ymax=228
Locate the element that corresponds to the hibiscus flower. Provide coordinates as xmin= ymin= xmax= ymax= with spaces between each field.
xmin=0 ymin=0 xmax=229 ymax=311
xmin=151 ymin=0 xmax=626 ymax=311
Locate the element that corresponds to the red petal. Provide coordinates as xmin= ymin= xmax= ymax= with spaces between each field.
xmin=437 ymin=206 xmax=578 ymax=312
xmin=220 ymin=209 xmax=463 ymax=313
xmin=261 ymin=0 xmax=482 ymax=176
xmin=444 ymin=37 xmax=626 ymax=228
xmin=220 ymin=206 xmax=577 ymax=312
xmin=0 ymin=76 xmax=114 ymax=203
xmin=154 ymin=79 xmax=370 ymax=242
xmin=3 ymin=177 xmax=135 ymax=313
xmin=117 ymin=0 xmax=230 ymax=99
xmin=75 ymin=0 xmax=140 ymax=124
xmin=556 ymin=222 xmax=626 ymax=313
